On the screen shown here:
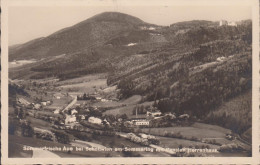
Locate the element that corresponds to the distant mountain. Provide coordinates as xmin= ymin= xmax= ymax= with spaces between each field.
xmin=9 ymin=12 xmax=152 ymax=61
xmin=9 ymin=12 xmax=251 ymax=82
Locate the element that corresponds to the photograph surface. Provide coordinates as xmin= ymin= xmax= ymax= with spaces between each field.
xmin=4 ymin=0 xmax=255 ymax=160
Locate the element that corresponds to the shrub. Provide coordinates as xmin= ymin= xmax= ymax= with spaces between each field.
xmin=52 ymin=130 xmax=70 ymax=144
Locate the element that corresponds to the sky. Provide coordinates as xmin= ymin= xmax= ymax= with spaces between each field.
xmin=8 ymin=5 xmax=252 ymax=46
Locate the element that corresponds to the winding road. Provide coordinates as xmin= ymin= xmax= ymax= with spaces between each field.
xmin=62 ymin=95 xmax=77 ymax=112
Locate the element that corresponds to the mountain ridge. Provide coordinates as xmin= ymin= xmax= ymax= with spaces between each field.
xmin=9 ymin=12 xmax=153 ymax=61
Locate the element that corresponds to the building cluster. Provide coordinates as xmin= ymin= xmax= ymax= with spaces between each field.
xmin=17 ymin=97 xmax=52 ymax=110
xmin=125 ymin=110 xmax=182 ymax=127
xmin=140 ymin=26 xmax=156 ymax=30
xmin=219 ymin=20 xmax=237 ymax=27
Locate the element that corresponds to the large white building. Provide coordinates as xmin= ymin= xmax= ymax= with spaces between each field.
xmin=131 ymin=118 xmax=150 ymax=126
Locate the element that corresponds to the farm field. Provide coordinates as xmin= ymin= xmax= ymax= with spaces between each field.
xmin=9 ymin=59 xmax=38 ymax=68
xmin=103 ymin=101 xmax=153 ymax=118
xmin=157 ymin=136 xmax=219 ymax=149
xmin=58 ymin=74 xmax=108 ymax=93
xmin=57 ymin=74 xmax=107 ymax=86
xmin=27 ymin=116 xmax=53 ymax=130
xmin=47 ymin=96 xmax=73 ymax=110
xmin=121 ymin=95 xmax=142 ymax=105
xmin=103 ymin=105 xmax=136 ymax=116
xmin=192 ymin=122 xmax=231 ymax=134
xmin=140 ymin=122 xmax=233 ymax=145
xmin=93 ymin=100 xmax=122 ymax=108
xmin=93 ymin=95 xmax=144 ymax=109
xmin=30 ymin=110 xmax=63 ymax=118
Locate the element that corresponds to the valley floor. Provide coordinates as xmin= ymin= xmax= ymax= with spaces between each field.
xmin=8 ymin=74 xmax=251 ymax=157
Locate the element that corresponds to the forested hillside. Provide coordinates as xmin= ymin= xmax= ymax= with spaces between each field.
xmin=9 ymin=12 xmax=252 ymax=136
xmin=107 ymin=20 xmax=252 ymax=135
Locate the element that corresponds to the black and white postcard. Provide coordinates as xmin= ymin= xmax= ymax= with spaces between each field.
xmin=1 ymin=0 xmax=259 ymax=164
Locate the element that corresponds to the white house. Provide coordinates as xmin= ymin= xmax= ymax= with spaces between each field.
xmin=18 ymin=98 xmax=30 ymax=105
xmin=217 ymin=56 xmax=226 ymax=62
xmin=65 ymin=115 xmax=77 ymax=124
xmin=34 ymin=104 xmax=41 ymax=110
xmin=139 ymin=133 xmax=156 ymax=139
xmin=54 ymin=109 xmax=60 ymax=114
xmin=71 ymin=109 xmax=78 ymax=115
xmin=80 ymin=115 xmax=85 ymax=120
xmin=54 ymin=93 xmax=63 ymax=99
xmin=140 ymin=26 xmax=148 ymax=30
xmin=165 ymin=112 xmax=176 ymax=119
xmin=148 ymin=27 xmax=156 ymax=30
xmin=147 ymin=111 xmax=162 ymax=117
xmin=88 ymin=117 xmax=102 ymax=125
xmin=220 ymin=20 xmax=237 ymax=27
xmin=41 ymin=102 xmax=47 ymax=106
xmin=228 ymin=21 xmax=237 ymax=27
xmin=219 ymin=20 xmax=228 ymax=26
xmin=103 ymin=118 xmax=110 ymax=125
xmin=139 ymin=133 xmax=148 ymax=139
xmin=178 ymin=114 xmax=190 ymax=119
xmin=127 ymin=43 xmax=137 ymax=47
xmin=46 ymin=101 xmax=51 ymax=105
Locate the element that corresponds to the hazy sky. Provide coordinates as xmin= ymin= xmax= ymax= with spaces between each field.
xmin=9 ymin=5 xmax=251 ymax=46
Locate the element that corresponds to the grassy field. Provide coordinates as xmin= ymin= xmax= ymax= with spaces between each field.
xmin=26 ymin=116 xmax=53 ymax=130
xmin=60 ymin=79 xmax=107 ymax=93
xmin=30 ymin=110 xmax=63 ymax=118
xmin=121 ymin=95 xmax=142 ymax=104
xmin=157 ymin=136 xmax=219 ymax=149
xmin=103 ymin=105 xmax=136 ymax=116
xmin=47 ymin=96 xmax=73 ymax=109
xmin=58 ymin=74 xmax=108 ymax=94
xmin=192 ymin=123 xmax=231 ymax=134
xmin=57 ymin=74 xmax=107 ymax=86
xmin=141 ymin=122 xmax=233 ymax=145
xmin=103 ymin=101 xmax=153 ymax=118
xmin=93 ymin=100 xmax=122 ymax=108
xmin=141 ymin=123 xmax=229 ymax=139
